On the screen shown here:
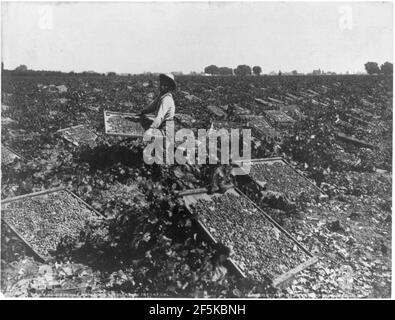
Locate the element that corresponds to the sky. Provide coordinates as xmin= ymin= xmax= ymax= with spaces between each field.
xmin=1 ymin=1 xmax=393 ymax=74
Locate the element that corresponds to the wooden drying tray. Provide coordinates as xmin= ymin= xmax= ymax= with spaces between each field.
xmin=307 ymin=89 xmax=320 ymax=96
xmin=103 ymin=110 xmax=155 ymax=137
xmin=1 ymin=145 xmax=25 ymax=163
xmin=237 ymin=115 xmax=280 ymax=137
xmin=299 ymin=91 xmax=316 ymax=98
xmin=210 ymin=121 xmax=251 ymax=131
xmin=1 ymin=187 xmax=105 ymax=262
xmin=285 ymin=93 xmax=303 ymax=101
xmin=336 ymin=133 xmax=377 ymax=149
xmin=56 ymin=125 xmax=97 ymax=146
xmin=254 ymin=98 xmax=274 ymax=107
xmin=178 ymin=187 xmax=318 ymax=288
xmin=346 ymin=114 xmax=375 ymax=127
xmin=267 ymin=97 xmax=285 ymax=105
xmin=263 ymin=110 xmax=296 ymax=124
xmin=231 ymin=157 xmax=327 ymax=200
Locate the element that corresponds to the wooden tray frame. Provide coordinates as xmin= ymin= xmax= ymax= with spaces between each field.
xmin=57 ymin=125 xmax=97 ymax=146
xmin=285 ymin=93 xmax=303 ymax=101
xmin=335 ymin=132 xmax=377 ymax=150
xmin=255 ymin=98 xmax=274 ymax=107
xmin=1 ymin=145 xmax=25 ymax=164
xmin=103 ymin=110 xmax=155 ymax=137
xmin=263 ymin=110 xmax=296 ymax=126
xmin=237 ymin=115 xmax=280 ymax=138
xmin=1 ymin=187 xmax=105 ymax=262
xmin=210 ymin=120 xmax=251 ymax=131
xmin=178 ymin=187 xmax=318 ymax=288
xmin=268 ymin=97 xmax=285 ymax=105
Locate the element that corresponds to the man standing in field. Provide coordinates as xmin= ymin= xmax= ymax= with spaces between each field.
xmin=139 ymin=73 xmax=176 ymax=134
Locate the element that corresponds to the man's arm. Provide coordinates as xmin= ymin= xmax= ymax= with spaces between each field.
xmin=140 ymin=98 xmax=157 ymax=115
xmin=150 ymin=96 xmax=172 ymax=129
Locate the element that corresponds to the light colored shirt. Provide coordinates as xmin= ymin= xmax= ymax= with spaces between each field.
xmin=142 ymin=93 xmax=175 ymax=129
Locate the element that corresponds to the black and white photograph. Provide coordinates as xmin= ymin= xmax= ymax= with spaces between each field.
xmin=0 ymin=0 xmax=393 ymax=301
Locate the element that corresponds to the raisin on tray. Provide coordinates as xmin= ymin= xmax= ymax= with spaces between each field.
xmin=106 ymin=115 xmax=147 ymax=135
xmin=2 ymin=191 xmax=97 ymax=257
xmin=191 ymin=192 xmax=309 ymax=282
xmin=249 ymin=162 xmax=321 ymax=199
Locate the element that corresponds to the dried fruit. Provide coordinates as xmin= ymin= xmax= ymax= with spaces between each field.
xmin=104 ymin=111 xmax=152 ymax=136
xmin=248 ymin=160 xmax=322 ymax=200
xmin=2 ymin=190 xmax=98 ymax=257
xmin=191 ymin=192 xmax=310 ymax=282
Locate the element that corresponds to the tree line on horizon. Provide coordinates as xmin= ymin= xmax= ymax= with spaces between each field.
xmin=3 ymin=61 xmax=393 ymax=76
xmin=364 ymin=61 xmax=393 ymax=75
xmin=204 ymin=65 xmax=262 ymax=76
xmin=204 ymin=61 xmax=393 ymax=76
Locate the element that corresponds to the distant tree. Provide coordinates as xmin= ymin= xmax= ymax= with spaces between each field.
xmin=1 ymin=62 xmax=4 ymax=71
xmin=380 ymin=61 xmax=393 ymax=75
xmin=278 ymin=70 xmax=282 ymax=76
xmin=218 ymin=67 xmax=233 ymax=76
xmin=312 ymin=69 xmax=321 ymax=75
xmin=291 ymin=70 xmax=298 ymax=75
xmin=252 ymin=66 xmax=262 ymax=76
xmin=364 ymin=62 xmax=381 ymax=75
xmin=234 ymin=65 xmax=252 ymax=76
xmin=107 ymin=72 xmax=117 ymax=76
xmin=204 ymin=65 xmax=220 ymax=75
xmin=15 ymin=64 xmax=28 ymax=72
xmin=86 ymin=70 xmax=99 ymax=75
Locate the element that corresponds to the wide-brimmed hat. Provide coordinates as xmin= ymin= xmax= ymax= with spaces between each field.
xmin=159 ymin=73 xmax=176 ymax=91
